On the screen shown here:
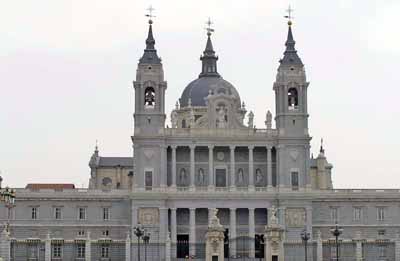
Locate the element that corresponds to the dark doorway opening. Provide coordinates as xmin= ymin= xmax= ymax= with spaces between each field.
xmin=255 ymin=234 xmax=265 ymax=258
xmin=177 ymin=234 xmax=189 ymax=258
xmin=224 ymin=228 xmax=229 ymax=258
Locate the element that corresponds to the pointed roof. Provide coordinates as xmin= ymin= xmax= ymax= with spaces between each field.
xmin=199 ymin=30 xmax=220 ymax=78
xmin=139 ymin=20 xmax=161 ymax=64
xmin=280 ymin=21 xmax=303 ymax=66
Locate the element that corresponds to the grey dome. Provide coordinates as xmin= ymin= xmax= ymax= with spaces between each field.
xmin=179 ymin=76 xmax=240 ymax=107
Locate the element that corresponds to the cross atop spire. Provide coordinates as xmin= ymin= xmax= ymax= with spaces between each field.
xmin=284 ymin=5 xmax=294 ymax=26
xmin=145 ymin=5 xmax=156 ymax=22
xmin=205 ymin=17 xmax=215 ymax=36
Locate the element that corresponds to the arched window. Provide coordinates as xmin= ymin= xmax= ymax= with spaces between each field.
xmin=102 ymin=177 xmax=112 ymax=186
xmin=288 ymin=88 xmax=298 ymax=109
xmin=144 ymin=87 xmax=155 ymax=108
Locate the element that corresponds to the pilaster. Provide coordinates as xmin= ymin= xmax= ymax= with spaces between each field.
xmin=125 ymin=234 xmax=131 ymax=261
xmin=230 ymin=145 xmax=236 ymax=190
xmin=171 ymin=146 xmax=177 ymax=189
xmin=229 ymin=208 xmax=237 ymax=257
xmin=208 ymin=145 xmax=214 ymax=190
xmin=248 ymin=146 xmax=254 ymax=191
xmin=248 ymin=208 xmax=255 ymax=258
xmin=190 ymin=145 xmax=195 ymax=190
xmin=85 ymin=231 xmax=91 ymax=261
xmin=316 ymin=230 xmax=322 ymax=261
xmin=189 ymin=208 xmax=196 ymax=256
xmin=45 ymin=232 xmax=51 ymax=261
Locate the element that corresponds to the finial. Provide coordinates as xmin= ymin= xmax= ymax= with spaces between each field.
xmin=205 ymin=17 xmax=215 ymax=36
xmin=320 ymin=138 xmax=325 ymax=154
xmin=95 ymin=140 xmax=99 ymax=152
xmin=145 ymin=5 xmax=156 ymax=24
xmin=284 ymin=5 xmax=294 ymax=26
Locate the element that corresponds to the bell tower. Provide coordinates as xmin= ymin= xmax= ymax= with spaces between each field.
xmin=133 ymin=14 xmax=167 ymax=135
xmin=273 ymin=17 xmax=309 ymax=137
xmin=273 ymin=11 xmax=312 ymax=190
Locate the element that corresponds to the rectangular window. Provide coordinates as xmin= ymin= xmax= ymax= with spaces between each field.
xmin=31 ymin=207 xmax=37 ymax=220
xmin=291 ymin=171 xmax=299 ymax=190
xmin=52 ymin=243 xmax=62 ymax=258
xmin=145 ymin=171 xmax=153 ymax=190
xmin=77 ymin=243 xmax=85 ymax=258
xmin=54 ymin=207 xmax=62 ymax=220
xmin=101 ymin=244 xmax=109 ymax=258
xmin=353 ymin=207 xmax=362 ymax=221
xmin=77 ymin=230 xmax=85 ymax=237
xmin=215 ymin=169 xmax=227 ymax=187
xmin=78 ymin=207 xmax=87 ymax=220
xmin=377 ymin=207 xmax=385 ymax=221
xmin=330 ymin=207 xmax=338 ymax=223
xmin=102 ymin=207 xmax=110 ymax=220
xmin=102 ymin=229 xmax=109 ymax=237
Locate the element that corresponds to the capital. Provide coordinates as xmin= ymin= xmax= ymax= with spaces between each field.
xmin=189 ymin=144 xmax=196 ymax=150
xmin=170 ymin=145 xmax=177 ymax=150
xmin=248 ymin=145 xmax=255 ymax=150
xmin=229 ymin=145 xmax=236 ymax=150
xmin=208 ymin=145 xmax=215 ymax=150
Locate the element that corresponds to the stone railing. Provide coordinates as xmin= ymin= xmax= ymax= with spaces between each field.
xmin=163 ymin=127 xmax=278 ymax=138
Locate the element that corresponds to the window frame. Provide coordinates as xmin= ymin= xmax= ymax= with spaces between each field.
xmin=101 ymin=244 xmax=110 ymax=258
xmin=330 ymin=207 xmax=339 ymax=223
xmin=78 ymin=207 xmax=87 ymax=220
xmin=377 ymin=207 xmax=385 ymax=221
xmin=31 ymin=207 xmax=38 ymax=220
xmin=102 ymin=207 xmax=110 ymax=221
xmin=52 ymin=243 xmax=63 ymax=259
xmin=54 ymin=207 xmax=63 ymax=220
xmin=76 ymin=243 xmax=86 ymax=258
xmin=353 ymin=207 xmax=362 ymax=222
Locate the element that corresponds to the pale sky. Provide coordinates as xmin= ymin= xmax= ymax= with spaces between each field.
xmin=0 ymin=0 xmax=399 ymax=189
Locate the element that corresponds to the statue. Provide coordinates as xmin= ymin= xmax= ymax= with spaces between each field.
xmin=188 ymin=109 xmax=195 ymax=128
xmin=197 ymin=168 xmax=205 ymax=185
xmin=170 ymin=110 xmax=178 ymax=128
xmin=216 ymin=106 xmax=227 ymax=128
xmin=255 ymin=169 xmax=263 ymax=184
xmin=237 ymin=168 xmax=244 ymax=185
xmin=265 ymin=110 xmax=272 ymax=129
xmin=248 ymin=111 xmax=254 ymax=128
xmin=269 ymin=205 xmax=278 ymax=225
xmin=179 ymin=168 xmax=187 ymax=186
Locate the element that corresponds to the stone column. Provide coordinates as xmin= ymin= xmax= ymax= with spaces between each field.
xmin=45 ymin=233 xmax=51 ymax=261
xmin=190 ymin=145 xmax=195 ymax=190
xmin=131 ymin=201 xmax=138 ymax=228
xmin=306 ymin=206 xmax=313 ymax=240
xmin=171 ymin=146 xmax=177 ymax=189
xmin=0 ymin=228 xmax=10 ymax=261
xmin=230 ymin=208 xmax=237 ymax=257
xmin=159 ymin=207 xmax=168 ymax=244
xmin=248 ymin=146 xmax=255 ymax=191
xmin=160 ymin=145 xmax=167 ymax=189
xmin=248 ymin=208 xmax=255 ymax=258
xmin=189 ymin=208 xmax=196 ymax=256
xmin=208 ymin=145 xmax=214 ymax=190
xmin=170 ymin=208 xmax=177 ymax=258
xmin=230 ymin=145 xmax=236 ymax=190
xmin=125 ymin=233 xmax=131 ymax=261
xmin=165 ymin=233 xmax=171 ymax=261
xmin=395 ymin=232 xmax=400 ymax=261
xmin=316 ymin=230 xmax=322 ymax=261
xmin=85 ymin=232 xmax=91 ymax=261
xmin=267 ymin=147 xmax=273 ymax=189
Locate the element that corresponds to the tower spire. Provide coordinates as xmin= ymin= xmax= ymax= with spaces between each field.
xmin=199 ymin=18 xmax=220 ymax=78
xmin=280 ymin=5 xmax=303 ymax=66
xmin=139 ymin=5 xmax=161 ymax=64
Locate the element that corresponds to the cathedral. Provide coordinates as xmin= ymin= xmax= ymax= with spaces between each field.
xmin=1 ymin=14 xmax=400 ymax=261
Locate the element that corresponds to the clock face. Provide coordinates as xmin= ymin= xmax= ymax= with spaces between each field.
xmin=216 ymin=152 xmax=225 ymax=161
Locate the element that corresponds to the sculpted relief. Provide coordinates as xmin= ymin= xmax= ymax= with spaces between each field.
xmin=285 ymin=208 xmax=306 ymax=228
xmin=139 ymin=208 xmax=160 ymax=225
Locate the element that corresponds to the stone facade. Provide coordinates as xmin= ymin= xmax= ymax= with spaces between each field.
xmin=0 ymin=19 xmax=399 ymax=261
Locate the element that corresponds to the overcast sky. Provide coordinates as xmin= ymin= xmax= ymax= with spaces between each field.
xmin=0 ymin=0 xmax=399 ymax=189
